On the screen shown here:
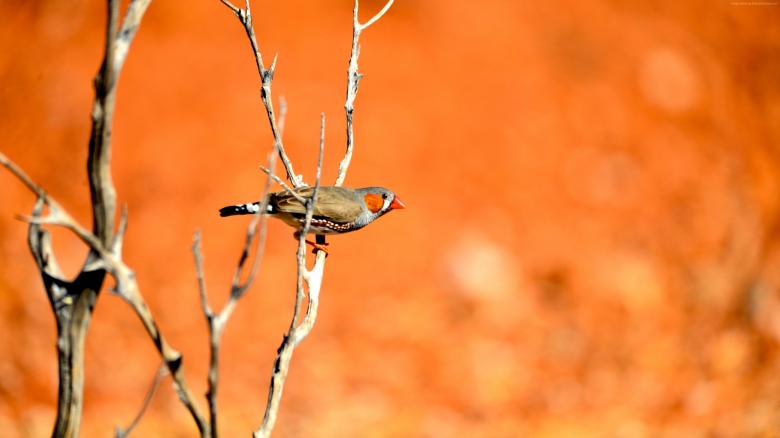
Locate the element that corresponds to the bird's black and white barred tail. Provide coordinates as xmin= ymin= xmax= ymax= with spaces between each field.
xmin=219 ymin=202 xmax=271 ymax=217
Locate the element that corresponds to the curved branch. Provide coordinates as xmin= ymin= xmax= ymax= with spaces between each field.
xmin=357 ymin=0 xmax=394 ymax=30
xmin=335 ymin=0 xmax=394 ymax=186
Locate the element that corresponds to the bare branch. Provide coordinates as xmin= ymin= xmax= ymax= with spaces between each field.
xmin=218 ymin=0 xmax=303 ymax=188
xmin=217 ymin=2 xmax=388 ymax=436
xmin=277 ymin=96 xmax=288 ymax=136
xmin=28 ymin=215 xmax=209 ymax=435
xmin=192 ymin=231 xmax=220 ymax=438
xmin=219 ymin=0 xmax=240 ymax=16
xmin=255 ymin=114 xmax=327 ymax=438
xmin=115 ymin=276 xmax=209 ymax=436
xmin=230 ymin=152 xmax=276 ymax=301
xmin=111 ymin=204 xmax=129 ymax=257
xmin=90 ymin=1 xmax=211 ymax=433
xmin=193 ymin=231 xmax=212 ymax=319
xmin=335 ymin=0 xmax=394 ymax=186
xmin=296 ymin=113 xmax=327 ymax=334
xmin=27 ymin=198 xmax=64 ymax=281
xmin=196 ymin=151 xmax=276 ymax=438
xmin=114 ymin=363 xmax=167 ymax=438
xmin=2 ymin=2 xmax=156 ymax=434
xmin=258 ymin=166 xmax=307 ymax=203
xmin=114 ymin=0 xmax=153 ymax=73
xmin=1 ymin=152 xmax=106 ymax=279
xmin=2 ymin=152 xmax=209 ymax=436
xmin=88 ymin=0 xmax=120 ymax=246
xmin=358 ymin=0 xmax=394 ymax=30
xmin=17 ymin=210 xmax=110 ymax=265
xmin=0 ymin=152 xmax=48 ymax=200
xmin=291 ymin=115 xmax=326 ymax=328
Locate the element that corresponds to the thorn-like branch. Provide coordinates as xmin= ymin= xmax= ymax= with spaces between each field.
xmin=218 ymin=0 xmax=303 ymax=188
xmin=336 ymin=0 xmax=394 ymax=186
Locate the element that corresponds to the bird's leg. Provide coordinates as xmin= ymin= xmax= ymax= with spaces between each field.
xmin=293 ymin=232 xmax=329 ymax=255
xmin=308 ymin=235 xmax=329 ymax=255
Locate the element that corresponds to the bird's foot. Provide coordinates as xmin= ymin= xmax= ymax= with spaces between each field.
xmin=305 ymin=239 xmax=329 ymax=255
xmin=293 ymin=232 xmax=329 ymax=255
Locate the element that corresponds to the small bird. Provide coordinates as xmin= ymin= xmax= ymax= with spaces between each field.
xmin=220 ymin=186 xmax=405 ymax=249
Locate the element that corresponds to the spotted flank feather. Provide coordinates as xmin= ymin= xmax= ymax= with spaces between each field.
xmin=305 ymin=217 xmax=355 ymax=234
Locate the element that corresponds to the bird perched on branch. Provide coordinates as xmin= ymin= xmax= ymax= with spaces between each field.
xmin=219 ymin=186 xmax=405 ymax=250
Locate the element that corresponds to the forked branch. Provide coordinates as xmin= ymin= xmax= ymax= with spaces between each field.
xmin=194 ymin=151 xmax=276 ymax=438
xmin=1 ymin=1 xmax=158 ymax=436
xmin=217 ymin=1 xmax=394 ymax=436
xmin=336 ymin=0 xmax=395 ymax=186
xmin=253 ymin=114 xmax=327 ymax=438
xmin=1 ymin=0 xmax=395 ymax=436
xmin=2 ymin=150 xmax=209 ymax=436
xmin=1 ymin=1 xmax=210 ymax=433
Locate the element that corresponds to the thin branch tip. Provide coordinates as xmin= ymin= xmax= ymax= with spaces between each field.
xmin=362 ymin=0 xmax=395 ymax=30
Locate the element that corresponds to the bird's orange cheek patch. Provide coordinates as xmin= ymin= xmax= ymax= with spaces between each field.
xmin=364 ymin=194 xmax=383 ymax=213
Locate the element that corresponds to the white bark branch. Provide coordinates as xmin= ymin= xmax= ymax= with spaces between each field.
xmin=253 ymin=114 xmax=327 ymax=438
xmin=335 ymin=0 xmax=394 ymax=186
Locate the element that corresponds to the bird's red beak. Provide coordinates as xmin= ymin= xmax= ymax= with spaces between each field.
xmin=390 ymin=196 xmax=406 ymax=210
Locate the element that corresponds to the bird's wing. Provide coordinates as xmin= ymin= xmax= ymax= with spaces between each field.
xmin=270 ymin=189 xmax=309 ymax=215
xmin=271 ymin=187 xmax=362 ymax=223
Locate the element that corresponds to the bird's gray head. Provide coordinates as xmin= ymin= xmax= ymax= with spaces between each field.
xmin=356 ymin=187 xmax=405 ymax=220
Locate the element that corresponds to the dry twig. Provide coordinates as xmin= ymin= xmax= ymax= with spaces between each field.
xmin=253 ymin=114 xmax=327 ymax=438
xmin=1 ymin=154 xmax=210 ymax=435
xmin=217 ymin=0 xmax=393 ymax=436
xmin=195 ymin=150 xmax=276 ymax=438
xmin=0 ymin=1 xmax=157 ymax=436
xmin=2 ymin=0 xmax=210 ymax=435
xmin=2 ymin=0 xmax=394 ymax=436
xmin=336 ymin=0 xmax=395 ymax=186
xmin=114 ymin=363 xmax=168 ymax=438
xmin=258 ymin=166 xmax=306 ymax=203
xmin=219 ymin=0 xmax=302 ymax=187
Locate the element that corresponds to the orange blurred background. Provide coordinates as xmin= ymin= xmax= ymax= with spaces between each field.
xmin=2 ymin=0 xmax=780 ymax=436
